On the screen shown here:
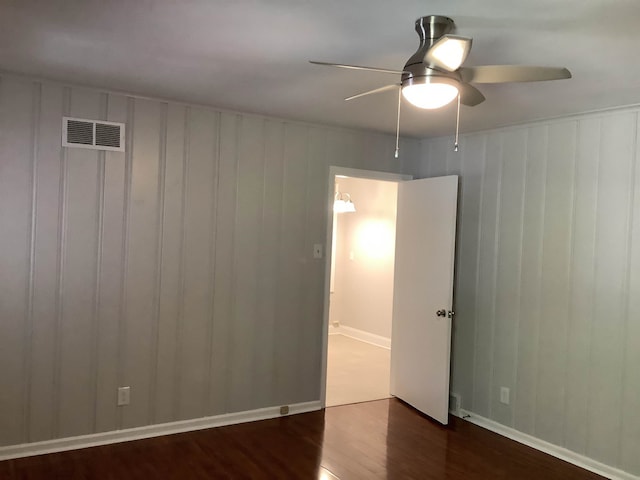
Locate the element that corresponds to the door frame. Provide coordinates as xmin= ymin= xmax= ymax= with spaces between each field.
xmin=320 ymin=166 xmax=413 ymax=408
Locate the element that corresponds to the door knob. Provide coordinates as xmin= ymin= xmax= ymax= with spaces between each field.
xmin=436 ymin=309 xmax=447 ymax=317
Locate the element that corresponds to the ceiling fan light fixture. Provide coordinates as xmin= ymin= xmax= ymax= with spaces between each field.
xmin=402 ymin=81 xmax=458 ymax=109
xmin=425 ymin=35 xmax=472 ymax=72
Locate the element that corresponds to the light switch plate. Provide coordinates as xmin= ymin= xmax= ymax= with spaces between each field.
xmin=500 ymin=387 xmax=510 ymax=405
xmin=117 ymin=386 xmax=131 ymax=406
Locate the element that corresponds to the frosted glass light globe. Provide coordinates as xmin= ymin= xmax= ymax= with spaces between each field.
xmin=402 ymin=83 xmax=459 ymax=109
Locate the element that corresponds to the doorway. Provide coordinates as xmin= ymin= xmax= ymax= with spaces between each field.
xmin=321 ymin=167 xmax=412 ymax=408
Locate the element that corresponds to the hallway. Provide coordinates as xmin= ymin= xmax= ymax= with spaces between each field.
xmin=326 ymin=334 xmax=390 ymax=407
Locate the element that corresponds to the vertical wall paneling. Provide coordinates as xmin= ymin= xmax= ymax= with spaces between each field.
xmin=491 ymin=128 xmax=527 ymax=427
xmin=172 ymin=106 xmax=190 ymax=419
xmin=89 ymin=93 xmax=107 ymax=433
xmin=586 ymin=113 xmax=635 ymax=466
xmin=427 ymin=136 xmax=449 ymax=177
xmin=396 ymin=136 xmax=415 ymax=176
xmin=154 ymin=103 xmax=187 ymax=424
xmin=398 ymin=135 xmax=416 ymax=172
xmin=451 ymin=134 xmax=484 ymax=408
xmin=447 ymin=134 xmax=464 ymax=400
xmin=422 ymin=110 xmax=640 ymax=477
xmin=420 ymin=140 xmax=432 ymax=177
xmin=58 ymin=88 xmax=102 ymax=438
xmin=209 ymin=112 xmax=238 ymax=415
xmin=391 ymin=134 xmax=404 ymax=172
xmin=228 ymin=115 xmax=263 ymax=412
xmin=94 ymin=93 xmax=128 ymax=433
xmin=296 ymin=127 xmax=313 ymax=402
xmin=0 ymin=73 xmax=418 ymax=450
xmin=176 ymin=107 xmax=218 ymax=419
xmin=121 ymin=99 xmax=162 ymax=429
xmin=204 ymin=112 xmax=221 ymax=414
xmin=22 ymin=82 xmax=40 ymax=443
xmin=448 ymin=134 xmax=464 ymax=381
xmin=52 ymin=87 xmax=71 ymax=437
xmin=28 ymin=83 xmax=64 ymax=442
xmin=116 ymin=97 xmax=135 ymax=430
xmin=513 ymin=125 xmax=548 ymax=435
xmin=299 ymin=127 xmax=329 ymax=402
xmin=252 ymin=119 xmax=285 ymax=409
xmin=410 ymin=141 xmax=426 ymax=179
xmin=535 ymin=121 xmax=576 ymax=446
xmin=0 ymin=78 xmax=33 ymax=446
xmin=175 ymin=106 xmax=216 ymax=419
xmin=363 ymin=132 xmax=392 ymax=174
xmin=275 ymin=123 xmax=308 ymax=404
xmin=296 ymin=124 xmax=315 ymax=402
xmin=349 ymin=131 xmax=365 ymax=171
xmin=147 ymin=102 xmax=168 ymax=424
xmin=562 ymin=117 xmax=599 ymax=454
xmin=620 ymin=113 xmax=640 ymax=474
xmin=325 ymin=129 xmax=353 ymax=170
xmin=472 ymin=131 xmax=502 ymax=417
xmin=444 ymin=134 xmax=464 ymax=402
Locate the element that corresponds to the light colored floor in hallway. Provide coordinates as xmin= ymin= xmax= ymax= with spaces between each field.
xmin=326 ymin=334 xmax=391 ymax=407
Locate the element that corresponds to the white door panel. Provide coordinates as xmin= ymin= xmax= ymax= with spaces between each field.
xmin=390 ymin=175 xmax=458 ymax=425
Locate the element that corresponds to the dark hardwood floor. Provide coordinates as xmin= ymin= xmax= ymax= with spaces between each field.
xmin=0 ymin=399 xmax=605 ymax=479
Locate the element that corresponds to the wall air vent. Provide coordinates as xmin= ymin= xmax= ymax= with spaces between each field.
xmin=62 ymin=117 xmax=125 ymax=152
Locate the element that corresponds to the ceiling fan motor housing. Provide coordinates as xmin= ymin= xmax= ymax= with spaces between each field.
xmin=402 ymin=15 xmax=460 ymax=88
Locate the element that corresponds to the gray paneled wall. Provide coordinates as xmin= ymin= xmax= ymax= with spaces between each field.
xmin=0 ymin=74 xmax=418 ymax=446
xmin=421 ymin=110 xmax=640 ymax=476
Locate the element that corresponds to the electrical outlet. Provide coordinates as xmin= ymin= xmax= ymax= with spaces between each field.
xmin=500 ymin=387 xmax=510 ymax=405
xmin=117 ymin=386 xmax=131 ymax=406
xmin=279 ymin=405 xmax=289 ymax=415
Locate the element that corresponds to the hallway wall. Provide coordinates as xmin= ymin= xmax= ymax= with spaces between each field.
xmin=330 ymin=177 xmax=397 ymax=340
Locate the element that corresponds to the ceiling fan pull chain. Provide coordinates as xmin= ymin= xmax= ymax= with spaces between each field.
xmin=454 ymin=93 xmax=461 ymax=152
xmin=395 ymin=86 xmax=402 ymax=158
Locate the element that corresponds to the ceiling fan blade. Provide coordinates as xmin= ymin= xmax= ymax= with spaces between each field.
xmin=424 ymin=35 xmax=473 ymax=72
xmin=345 ymin=84 xmax=400 ymax=101
xmin=459 ymin=83 xmax=485 ymax=106
xmin=460 ymin=65 xmax=571 ymax=83
xmin=309 ymin=61 xmax=406 ymax=75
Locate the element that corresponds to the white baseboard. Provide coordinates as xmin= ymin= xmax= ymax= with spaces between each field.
xmin=0 ymin=400 xmax=321 ymax=461
xmin=329 ymin=325 xmax=391 ymax=349
xmin=459 ymin=409 xmax=639 ymax=480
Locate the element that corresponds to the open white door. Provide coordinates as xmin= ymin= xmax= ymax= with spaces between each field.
xmin=390 ymin=175 xmax=458 ymax=425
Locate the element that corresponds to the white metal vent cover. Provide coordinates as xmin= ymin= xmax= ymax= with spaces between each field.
xmin=62 ymin=117 xmax=125 ymax=152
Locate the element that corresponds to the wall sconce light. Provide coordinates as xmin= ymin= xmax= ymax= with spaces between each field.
xmin=334 ymin=191 xmax=356 ymax=213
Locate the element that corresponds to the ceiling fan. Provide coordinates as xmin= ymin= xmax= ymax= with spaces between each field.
xmin=310 ymin=15 xmax=571 ymax=153
xmin=311 ymin=15 xmax=571 ymax=109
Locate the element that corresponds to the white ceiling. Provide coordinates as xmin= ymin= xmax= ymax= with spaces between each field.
xmin=1 ymin=0 xmax=639 ymax=137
